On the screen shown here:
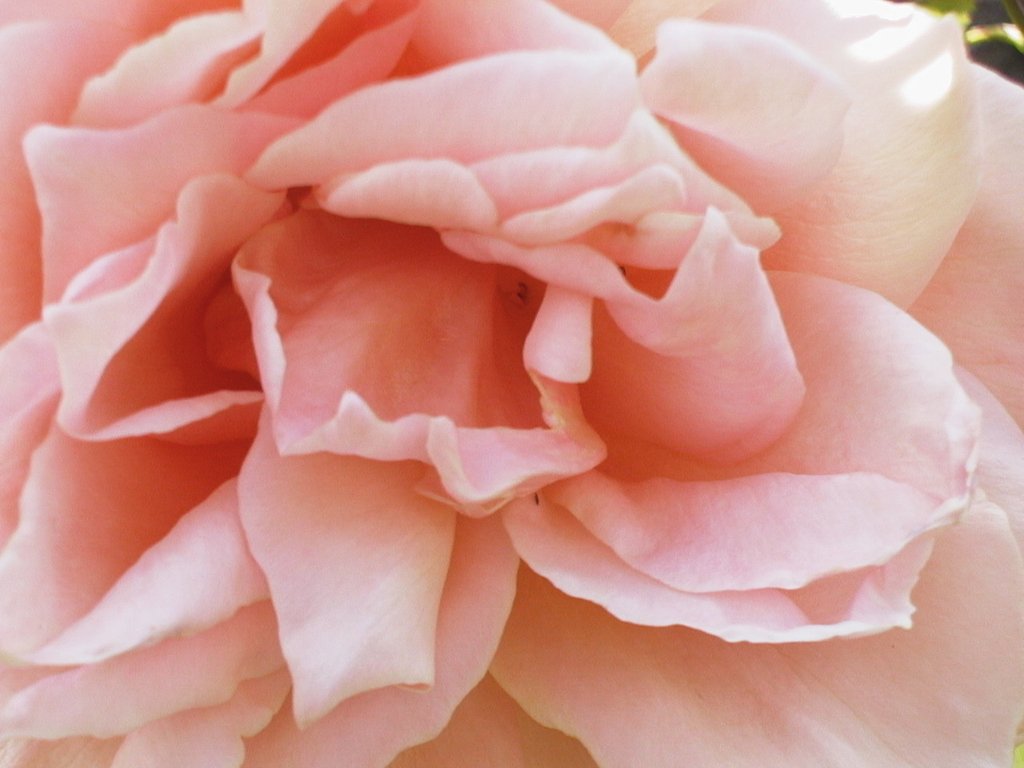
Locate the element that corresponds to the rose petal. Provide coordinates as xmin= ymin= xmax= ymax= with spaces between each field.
xmin=238 ymin=413 xmax=456 ymax=726
xmin=640 ymin=18 xmax=851 ymax=211
xmin=0 ymin=324 xmax=60 ymax=548
xmin=956 ymin=369 xmax=1024 ymax=550
xmin=412 ymin=0 xmax=614 ymax=67
xmin=246 ymin=49 xmax=639 ymax=189
xmin=26 ymin=480 xmax=268 ymax=666
xmin=493 ymin=501 xmax=1024 ymax=767
xmin=549 ymin=469 xmax=945 ymax=593
xmin=503 ymin=491 xmax=934 ymax=641
xmin=109 ymin=669 xmax=290 ymax=768
xmin=318 ymin=159 xmax=499 ymax=231
xmin=584 ymin=209 xmax=805 ymax=462
xmin=707 ymin=0 xmax=978 ymax=306
xmin=605 ymin=271 xmax=978 ymax=508
xmin=0 ymin=736 xmax=120 ymax=768
xmin=44 ymin=174 xmax=282 ymax=439
xmin=0 ymin=603 xmax=283 ymax=739
xmin=243 ymin=514 xmax=518 ymax=768
xmin=523 ymin=287 xmax=593 ymax=383
xmin=215 ymin=0 xmax=350 ymax=107
xmin=24 ymin=105 xmax=296 ymax=302
xmin=0 ymin=0 xmax=228 ymax=34
xmin=0 ymin=429 xmax=248 ymax=655
xmin=73 ymin=11 xmax=261 ymax=128
xmin=911 ymin=67 xmax=1024 ymax=426
xmin=0 ymin=20 xmax=130 ymax=342
xmin=245 ymin=6 xmax=416 ymax=118
xmin=389 ymin=675 xmax=598 ymax=768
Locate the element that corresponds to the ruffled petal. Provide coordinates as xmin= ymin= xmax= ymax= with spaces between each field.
xmin=25 ymin=480 xmax=268 ymax=666
xmin=706 ymin=0 xmax=979 ymax=306
xmin=388 ymin=675 xmax=598 ymax=768
xmin=493 ymin=502 xmax=1024 ymax=767
xmin=503 ymin=491 xmax=933 ymax=641
xmin=0 ymin=736 xmax=119 ymax=768
xmin=956 ymin=370 xmax=1024 ymax=549
xmin=237 ymin=414 xmax=456 ymax=726
xmin=0 ymin=324 xmax=60 ymax=548
xmin=411 ymin=0 xmax=615 ymax=66
xmin=0 ymin=603 xmax=283 ymax=739
xmin=640 ymin=18 xmax=851 ymax=211
xmin=245 ymin=6 xmax=416 ymax=118
xmin=243 ymin=514 xmax=518 ymax=768
xmin=0 ymin=429 xmax=248 ymax=655
xmin=548 ymin=469 xmax=943 ymax=593
xmin=606 ymin=271 xmax=978 ymax=507
xmin=234 ymin=213 xmax=604 ymax=509
xmin=73 ymin=11 xmax=261 ymax=128
xmin=911 ymin=67 xmax=1024 ymax=426
xmin=0 ymin=20 xmax=130 ymax=342
xmin=44 ymin=174 xmax=282 ymax=439
xmin=24 ymin=105 xmax=296 ymax=302
xmin=246 ymin=49 xmax=639 ymax=189
xmin=109 ymin=669 xmax=290 ymax=768
xmin=584 ymin=209 xmax=805 ymax=462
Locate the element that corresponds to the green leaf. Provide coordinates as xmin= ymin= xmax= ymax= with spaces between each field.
xmin=1014 ymin=742 xmax=1024 ymax=768
xmin=914 ymin=0 xmax=977 ymax=14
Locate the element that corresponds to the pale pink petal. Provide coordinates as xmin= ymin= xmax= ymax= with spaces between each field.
xmin=391 ymin=675 xmax=594 ymax=768
xmin=73 ymin=11 xmax=261 ymax=128
xmin=44 ymin=174 xmax=282 ymax=439
xmin=606 ymin=271 xmax=978 ymax=506
xmin=544 ymin=0 xmax=631 ymax=30
xmin=216 ymin=0 xmax=349 ymax=107
xmin=523 ymin=288 xmax=593 ymax=383
xmin=584 ymin=209 xmax=805 ymax=462
xmin=412 ymin=0 xmax=614 ymax=68
xmin=708 ymin=0 xmax=978 ymax=306
xmin=911 ymin=67 xmax=1024 ymax=425
xmin=233 ymin=212 xmax=604 ymax=507
xmin=0 ymin=603 xmax=283 ymax=739
xmin=317 ymin=159 xmax=499 ymax=231
xmin=502 ymin=491 xmax=934 ymax=642
xmin=0 ymin=430 xmax=248 ymax=654
xmin=499 ymin=164 xmax=686 ymax=246
xmin=24 ymin=105 xmax=296 ymax=302
xmin=0 ymin=0 xmax=232 ymax=37
xmin=246 ymin=7 xmax=416 ymax=118
xmin=234 ymin=212 xmax=538 ymax=450
xmin=641 ymin=18 xmax=851 ymax=212
xmin=237 ymin=414 xmax=456 ymax=726
xmin=388 ymin=676 xmax=529 ymax=768
xmin=493 ymin=501 xmax=1024 ymax=767
xmin=243 ymin=515 xmax=519 ymax=768
xmin=0 ymin=736 xmax=119 ymax=768
xmin=246 ymin=49 xmax=639 ymax=189
xmin=606 ymin=0 xmax=719 ymax=57
xmin=0 ymin=20 xmax=130 ymax=342
xmin=0 ymin=324 xmax=60 ymax=548
xmin=550 ymin=469 xmax=944 ymax=593
xmin=26 ymin=480 xmax=267 ymax=666
xmin=956 ymin=370 xmax=1024 ymax=549
xmin=422 ymin=377 xmax=605 ymax=513
xmin=110 ymin=669 xmax=290 ymax=768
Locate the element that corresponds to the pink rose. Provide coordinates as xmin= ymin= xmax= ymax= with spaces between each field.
xmin=0 ymin=0 xmax=1022 ymax=765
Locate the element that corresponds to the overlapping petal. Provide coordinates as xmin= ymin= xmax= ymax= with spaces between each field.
xmin=705 ymin=0 xmax=979 ymax=306
xmin=238 ymin=414 xmax=456 ymax=726
xmin=912 ymin=67 xmax=1024 ymax=426
xmin=44 ymin=174 xmax=281 ymax=440
xmin=493 ymin=502 xmax=1024 ymax=768
xmin=243 ymin=515 xmax=518 ymax=768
